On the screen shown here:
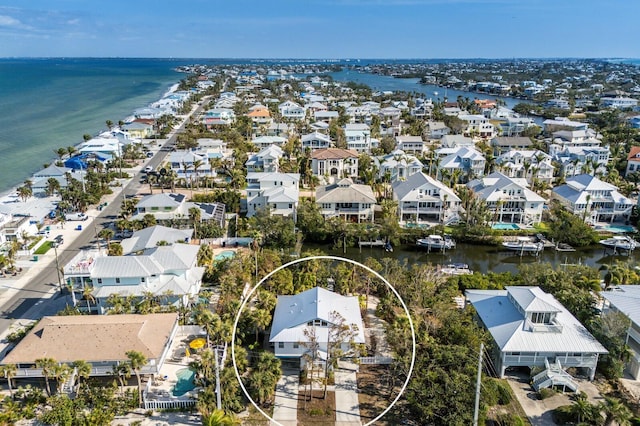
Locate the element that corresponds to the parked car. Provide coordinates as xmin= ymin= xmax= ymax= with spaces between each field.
xmin=144 ymin=166 xmax=154 ymax=173
xmin=54 ymin=235 xmax=64 ymax=245
xmin=64 ymin=212 xmax=87 ymax=221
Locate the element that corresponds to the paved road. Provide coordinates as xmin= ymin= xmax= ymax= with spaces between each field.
xmin=0 ymin=97 xmax=210 ymax=336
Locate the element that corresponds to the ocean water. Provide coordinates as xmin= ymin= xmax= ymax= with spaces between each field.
xmin=0 ymin=58 xmax=183 ymax=194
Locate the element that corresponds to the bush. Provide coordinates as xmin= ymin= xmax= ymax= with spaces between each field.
xmin=495 ymin=413 xmax=525 ymax=426
xmin=538 ymin=388 xmax=556 ymax=400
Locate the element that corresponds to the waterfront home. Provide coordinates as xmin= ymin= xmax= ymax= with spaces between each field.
xmin=466 ymin=286 xmax=607 ymax=381
xmin=498 ymin=117 xmax=536 ymax=137
xmin=245 ymin=145 xmax=284 ymax=173
xmin=552 ymin=174 xmax=634 ymax=224
xmin=245 ymin=172 xmax=300 ymax=218
xmin=269 ymin=287 xmax=365 ymax=365
xmin=133 ymin=106 xmax=165 ymax=120
xmin=315 ymin=178 xmax=376 ymax=222
xmin=392 ymin=172 xmax=461 ymax=225
xmin=395 ymin=135 xmax=425 ymax=155
xmin=123 ymin=120 xmax=155 ymax=139
xmin=490 ymin=136 xmax=533 ymax=155
xmin=495 ymin=150 xmax=554 ymax=185
xmin=626 ymin=146 xmax=640 ymax=176
xmin=375 ymin=150 xmax=423 ymax=182
xmin=427 ymin=121 xmax=450 ymax=139
xmin=64 ymin=245 xmax=204 ymax=314
xmin=1 ymin=313 xmax=179 ymax=384
xmin=0 ymin=214 xmax=39 ymax=246
xmin=310 ymin=148 xmax=359 ymax=180
xmin=439 ymin=134 xmax=474 ymax=149
xmin=31 ymin=164 xmax=73 ymax=196
xmin=169 ymin=151 xmax=214 ymax=182
xmin=344 ymin=123 xmax=372 ymax=153
xmin=278 ymin=100 xmax=305 ymax=120
xmin=458 ymin=114 xmax=496 ymax=138
xmin=545 ymin=98 xmax=571 ymax=110
xmin=601 ymin=286 xmax=640 ymax=379
xmin=542 ymin=117 xmax=589 ymax=135
xmin=301 ymin=131 xmax=332 ymax=151
xmin=120 ymin=225 xmax=193 ymax=255
xmin=467 ymin=172 xmax=545 ymax=225
xmin=438 ymin=146 xmax=486 ymax=182
xmin=132 ymin=193 xmax=226 ymax=228
xmin=78 ymin=137 xmax=123 ymax=157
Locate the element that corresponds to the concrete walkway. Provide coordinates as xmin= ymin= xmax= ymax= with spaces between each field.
xmin=335 ymin=361 xmax=362 ymax=426
xmin=364 ymin=295 xmax=392 ymax=358
xmin=271 ymin=368 xmax=299 ymax=426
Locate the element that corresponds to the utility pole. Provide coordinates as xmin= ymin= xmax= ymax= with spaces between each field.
xmin=473 ymin=342 xmax=484 ymax=426
xmin=214 ymin=346 xmax=222 ymax=410
xmin=52 ymin=242 xmax=63 ymax=292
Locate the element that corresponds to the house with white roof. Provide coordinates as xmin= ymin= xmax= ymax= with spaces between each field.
xmin=428 ymin=121 xmax=450 ymax=139
xmin=344 ymin=123 xmax=372 ymax=153
xmin=64 ymin=245 xmax=204 ymax=314
xmin=467 ymin=172 xmax=546 ymax=225
xmin=601 ymin=286 xmax=640 ymax=379
xmin=269 ymin=287 xmax=365 ymax=361
xmin=552 ymin=174 xmax=634 ymax=224
xmin=251 ymin=135 xmax=288 ymax=149
xmin=392 ymin=172 xmax=461 ymax=225
xmin=132 ymin=193 xmax=226 ymax=228
xmin=245 ymin=145 xmax=284 ymax=173
xmin=301 ymin=131 xmax=332 ymax=151
xmin=245 ymin=172 xmax=300 ymax=218
xmin=169 ymin=151 xmax=214 ymax=182
xmin=395 ymin=135 xmax=425 ymax=155
xmin=31 ymin=164 xmax=74 ymax=196
xmin=439 ymin=134 xmax=474 ymax=149
xmin=458 ymin=114 xmax=496 ymax=138
xmin=278 ymin=100 xmax=305 ymax=120
xmin=203 ymin=108 xmax=236 ymax=128
xmin=316 ymin=178 xmax=376 ymax=222
xmin=466 ymin=286 xmax=607 ymax=380
xmin=78 ymin=137 xmax=123 ymax=157
xmin=375 ymin=150 xmax=423 ymax=182
xmin=438 ymin=146 xmax=486 ymax=182
xmin=495 ymin=150 xmax=554 ymax=185
xmin=120 ymin=225 xmax=193 ymax=254
xmin=551 ymin=145 xmax=610 ymax=177
xmin=542 ymin=117 xmax=589 ymax=136
xmin=311 ymin=148 xmax=359 ymax=180
xmin=600 ymin=97 xmax=638 ymax=109
xmin=314 ymin=110 xmax=339 ymax=122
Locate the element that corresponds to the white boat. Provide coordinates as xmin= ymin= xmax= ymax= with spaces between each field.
xmin=433 ymin=91 xmax=439 ymax=96
xmin=417 ymin=235 xmax=456 ymax=251
xmin=502 ymin=237 xmax=544 ymax=254
xmin=440 ymin=263 xmax=472 ymax=275
xmin=599 ymin=236 xmax=638 ymax=252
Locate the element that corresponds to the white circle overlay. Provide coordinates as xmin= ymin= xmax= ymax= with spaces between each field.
xmin=231 ymin=255 xmax=416 ymax=426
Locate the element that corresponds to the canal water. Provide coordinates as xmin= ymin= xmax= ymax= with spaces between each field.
xmin=302 ymin=242 xmax=639 ymax=275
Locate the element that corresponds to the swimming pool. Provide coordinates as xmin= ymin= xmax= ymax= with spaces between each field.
xmin=598 ymin=225 xmax=636 ymax=234
xmin=492 ymin=223 xmax=520 ymax=230
xmin=214 ymin=250 xmax=236 ymax=261
xmin=172 ymin=368 xmax=196 ymax=397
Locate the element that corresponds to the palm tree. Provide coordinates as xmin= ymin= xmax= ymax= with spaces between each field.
xmin=193 ymin=159 xmax=204 ymax=190
xmin=189 ymin=207 xmax=202 ymax=240
xmin=201 ymin=409 xmax=240 ymax=426
xmin=126 ymin=350 xmax=148 ymax=406
xmin=251 ymin=308 xmax=272 ymax=344
xmin=112 ymin=363 xmax=131 ymax=396
xmin=0 ymin=364 xmax=17 ymax=398
xmin=45 ymin=177 xmax=61 ymax=197
xmin=54 ymin=147 xmax=68 ymax=160
xmin=601 ymin=396 xmax=632 ymax=426
xmin=52 ymin=363 xmax=72 ymax=394
xmin=35 ymin=357 xmax=57 ymax=396
xmin=98 ymin=228 xmax=114 ymax=251
xmin=72 ymin=360 xmax=91 ymax=393
xmin=17 ymin=185 xmax=32 ymax=202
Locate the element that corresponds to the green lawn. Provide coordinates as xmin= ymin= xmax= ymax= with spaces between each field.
xmin=34 ymin=241 xmax=52 ymax=255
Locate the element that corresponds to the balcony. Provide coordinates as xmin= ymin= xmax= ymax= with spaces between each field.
xmin=503 ymin=353 xmax=598 ymax=367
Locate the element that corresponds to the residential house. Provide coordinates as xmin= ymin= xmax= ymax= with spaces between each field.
xmin=245 ymin=172 xmax=300 ymax=218
xmin=0 ymin=214 xmax=38 ymax=245
xmin=203 ymin=108 xmax=236 ymax=128
xmin=247 ymin=105 xmax=272 ymax=126
xmin=301 ymin=131 xmax=332 ymax=151
xmin=542 ymin=117 xmax=589 ymax=136
xmin=245 ymin=145 xmax=284 ymax=173
xmin=498 ymin=117 xmax=536 ymax=137
xmin=78 ymin=137 xmax=123 ymax=157
xmin=375 ymin=150 xmax=423 ymax=182
xmin=629 ymin=115 xmax=640 ymax=129
xmin=495 ymin=150 xmax=554 ymax=185
xmin=439 ymin=134 xmax=474 ymax=149
xmin=168 ymin=151 xmax=214 ymax=183
xmin=132 ymin=193 xmax=226 ymax=228
xmin=438 ymin=146 xmax=486 ymax=182
xmin=552 ymin=174 xmax=634 ymax=224
xmin=467 ymin=172 xmax=546 ymax=225
xmin=395 ymin=135 xmax=425 ymax=155
xmin=428 ymin=121 xmax=450 ymax=140
xmin=601 ymin=286 xmax=640 ymax=379
xmin=0 ymin=313 xmax=179 ymax=383
xmin=551 ymin=145 xmax=610 ymax=177
xmin=278 ymin=100 xmax=305 ymax=120
xmin=264 ymin=122 xmax=291 ymax=138
xmin=269 ymin=287 xmax=365 ymax=363
xmin=120 ymin=225 xmax=193 ymax=255
xmin=314 ymin=110 xmax=339 ymax=122
xmin=466 ymin=286 xmax=607 ymax=380
xmin=392 ymin=172 xmax=461 ymax=225
xmin=600 ymin=97 xmax=638 ymax=109
xmin=31 ymin=164 xmax=73 ymax=196
xmin=491 ymin=136 xmax=533 ymax=155
xmin=344 ymin=123 xmax=372 ymax=153
xmin=251 ymin=135 xmax=288 ymax=149
xmin=458 ymin=114 xmax=496 ymax=138
xmin=626 ymin=146 xmax=640 ymax=176
xmin=310 ymin=148 xmax=359 ymax=180
xmin=123 ymin=120 xmax=154 ymax=139
xmin=64 ymin=245 xmax=204 ymax=313
xmin=316 ymin=178 xmax=376 ymax=222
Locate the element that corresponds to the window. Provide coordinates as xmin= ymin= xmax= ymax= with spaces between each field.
xmin=278 ymin=342 xmax=284 ymax=349
xmin=293 ymin=343 xmax=299 ymax=349
xmin=97 ymin=278 xmax=102 ymax=284
xmin=115 ymin=278 xmax=120 ymax=284
xmin=141 ymin=277 xmax=145 ymax=283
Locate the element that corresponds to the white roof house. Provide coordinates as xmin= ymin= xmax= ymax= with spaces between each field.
xmin=392 ymin=172 xmax=461 ymax=225
xmin=466 ymin=286 xmax=607 ymax=379
xmin=133 ymin=193 xmax=226 ymax=228
xmin=495 ymin=149 xmax=554 ymax=184
xmin=552 ymin=174 xmax=634 ymax=224
xmin=251 ymin=135 xmax=288 ymax=149
xmin=601 ymin=286 xmax=640 ymax=379
xmin=120 ymin=225 xmax=193 ymax=254
xmin=344 ymin=123 xmax=372 ymax=153
xmin=375 ymin=150 xmax=423 ymax=182
xmin=245 ymin=172 xmax=300 ymax=218
xmin=316 ymin=178 xmax=376 ymax=223
xmin=245 ymin=145 xmax=284 ymax=173
xmin=269 ymin=287 xmax=365 ymax=359
xmin=301 ymin=131 xmax=332 ymax=151
xmin=438 ymin=146 xmax=486 ymax=182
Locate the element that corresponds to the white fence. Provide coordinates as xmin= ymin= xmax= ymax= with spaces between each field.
xmin=358 ymin=356 xmax=393 ymax=365
xmin=143 ymin=398 xmax=196 ymax=410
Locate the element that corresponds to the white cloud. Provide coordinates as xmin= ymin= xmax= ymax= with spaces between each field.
xmin=0 ymin=15 xmax=23 ymax=28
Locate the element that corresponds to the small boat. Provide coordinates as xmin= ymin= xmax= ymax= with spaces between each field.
xmin=433 ymin=91 xmax=439 ymax=96
xmin=417 ymin=235 xmax=456 ymax=251
xmin=555 ymin=243 xmax=576 ymax=252
xmin=384 ymin=241 xmax=393 ymax=252
xmin=440 ymin=263 xmax=473 ymax=275
xmin=502 ymin=237 xmax=544 ymax=254
xmin=599 ymin=236 xmax=638 ymax=252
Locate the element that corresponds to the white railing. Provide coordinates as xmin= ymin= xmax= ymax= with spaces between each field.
xmin=143 ymin=398 xmax=196 ymax=410
xmin=359 ymin=356 xmax=393 ymax=365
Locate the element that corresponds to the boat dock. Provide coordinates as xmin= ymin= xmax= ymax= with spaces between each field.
xmin=358 ymin=239 xmax=386 ymax=247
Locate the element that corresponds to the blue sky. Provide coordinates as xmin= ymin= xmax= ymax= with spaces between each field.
xmin=0 ymin=0 xmax=638 ymax=59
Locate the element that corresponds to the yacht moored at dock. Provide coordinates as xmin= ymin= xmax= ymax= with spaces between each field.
xmin=416 ymin=235 xmax=456 ymax=251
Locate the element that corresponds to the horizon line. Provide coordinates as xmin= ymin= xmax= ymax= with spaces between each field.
xmin=0 ymin=56 xmax=637 ymax=61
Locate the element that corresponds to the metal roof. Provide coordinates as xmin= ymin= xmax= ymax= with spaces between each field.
xmin=601 ymin=286 xmax=640 ymax=326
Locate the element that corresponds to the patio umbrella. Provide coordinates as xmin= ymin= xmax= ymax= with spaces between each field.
xmin=189 ymin=337 xmax=206 ymax=350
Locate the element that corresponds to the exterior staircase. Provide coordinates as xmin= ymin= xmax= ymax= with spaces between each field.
xmin=532 ymin=359 xmax=578 ymax=392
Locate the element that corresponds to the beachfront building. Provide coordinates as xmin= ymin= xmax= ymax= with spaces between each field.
xmin=245 ymin=172 xmax=300 ymax=218
xmin=395 ymin=135 xmax=426 ymax=155
xmin=245 ymin=145 xmax=284 ymax=173
xmin=375 ymin=150 xmax=423 ymax=182
xmin=122 ymin=120 xmax=154 ymax=139
xmin=601 ymin=286 xmax=640 ymax=379
xmin=269 ymin=287 xmax=365 ymax=363
xmin=119 ymin=225 xmax=193 ymax=255
xmin=78 ymin=137 xmax=123 ymax=157
xmin=495 ymin=150 xmax=554 ymax=185
xmin=392 ymin=172 xmax=461 ymax=225
xmin=551 ymin=174 xmax=634 ymax=224
xmin=315 ymin=178 xmax=376 ymax=222
xmin=278 ymin=100 xmax=305 ymax=120
xmin=0 ymin=313 xmax=179 ymax=384
xmin=467 ymin=172 xmax=546 ymax=226
xmin=132 ymin=193 xmax=226 ymax=228
xmin=310 ymin=148 xmax=359 ymax=180
xmin=301 ymin=131 xmax=332 ymax=151
xmin=466 ymin=286 xmax=607 ymax=381
xmin=437 ymin=146 xmax=486 ymax=183
xmin=0 ymin=213 xmax=39 ymax=245
xmin=31 ymin=164 xmax=73 ymax=196
xmin=64 ymin=245 xmax=204 ymax=314
xmin=344 ymin=123 xmax=372 ymax=153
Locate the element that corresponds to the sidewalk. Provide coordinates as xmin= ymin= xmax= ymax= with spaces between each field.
xmin=335 ymin=361 xmax=362 ymax=426
xmin=271 ymin=368 xmax=299 ymax=426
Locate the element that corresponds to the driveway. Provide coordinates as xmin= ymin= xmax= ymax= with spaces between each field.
xmin=271 ymin=368 xmax=299 ymax=426
xmin=335 ymin=361 xmax=362 ymax=426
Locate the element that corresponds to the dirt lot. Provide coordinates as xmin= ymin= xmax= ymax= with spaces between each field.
xmin=357 ymin=365 xmax=401 ymax=425
xmin=297 ymin=389 xmax=336 ymax=425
